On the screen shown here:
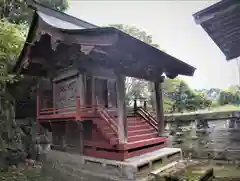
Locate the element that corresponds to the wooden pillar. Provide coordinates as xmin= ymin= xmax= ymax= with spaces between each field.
xmin=52 ymin=80 xmax=56 ymax=114
xmin=116 ymin=74 xmax=127 ymax=143
xmin=91 ymin=76 xmax=96 ymax=105
xmin=134 ymin=99 xmax=137 ymax=113
xmin=78 ymin=122 xmax=84 ymax=154
xmin=154 ymin=80 xmax=164 ymax=136
xmin=78 ymin=74 xmax=85 ymax=105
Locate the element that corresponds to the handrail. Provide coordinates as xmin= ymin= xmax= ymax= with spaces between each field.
xmin=39 ymin=97 xmax=80 ymax=116
xmin=137 ymin=107 xmax=158 ymax=131
xmin=96 ymin=105 xmax=118 ymax=132
xmin=80 ymin=105 xmax=118 ymax=134
xmin=80 ymin=104 xmax=119 ymax=144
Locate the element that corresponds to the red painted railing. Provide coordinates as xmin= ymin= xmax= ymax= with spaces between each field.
xmin=37 ymin=97 xmax=119 ymax=145
xmin=86 ymin=105 xmax=119 ymax=145
xmin=137 ymin=107 xmax=158 ymax=131
xmin=38 ymin=97 xmax=80 ymax=117
xmin=95 ymin=105 xmax=118 ymax=136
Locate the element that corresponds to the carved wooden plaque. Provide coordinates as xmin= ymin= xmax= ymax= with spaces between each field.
xmin=54 ymin=77 xmax=79 ymax=109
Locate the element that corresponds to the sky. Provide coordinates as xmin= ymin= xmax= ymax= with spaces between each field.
xmin=67 ymin=0 xmax=239 ymax=90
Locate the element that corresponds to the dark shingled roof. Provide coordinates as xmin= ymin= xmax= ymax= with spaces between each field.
xmin=14 ymin=0 xmax=195 ymax=81
xmin=193 ymin=0 xmax=240 ymax=61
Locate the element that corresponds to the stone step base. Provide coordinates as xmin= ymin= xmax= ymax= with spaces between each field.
xmin=44 ymin=147 xmax=182 ymax=181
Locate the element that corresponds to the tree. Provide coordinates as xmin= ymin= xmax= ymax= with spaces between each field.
xmin=0 ymin=19 xmax=26 ymax=165
xmin=110 ymin=24 xmax=159 ymax=48
xmin=164 ymin=79 xmax=213 ymax=113
xmin=217 ymin=87 xmax=240 ymax=106
xmin=0 ymin=19 xmax=25 ymax=73
xmin=0 ymin=0 xmax=69 ymax=24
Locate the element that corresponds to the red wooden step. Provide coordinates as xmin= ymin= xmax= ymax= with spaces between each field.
xmin=128 ymin=132 xmax=158 ymax=142
xmin=124 ymin=137 xmax=167 ymax=150
xmin=127 ymin=117 xmax=145 ymax=121
xmin=128 ymin=128 xmax=156 ymax=136
xmin=127 ymin=117 xmax=142 ymax=121
xmin=127 ymin=120 xmax=147 ymax=126
xmin=128 ymin=124 xmax=151 ymax=131
xmin=126 ymin=142 xmax=167 ymax=159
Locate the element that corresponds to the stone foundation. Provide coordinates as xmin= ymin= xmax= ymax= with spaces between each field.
xmin=42 ymin=148 xmax=182 ymax=181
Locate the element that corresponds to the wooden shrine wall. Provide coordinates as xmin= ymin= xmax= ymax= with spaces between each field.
xmin=52 ymin=65 xmax=120 ymax=110
xmin=54 ymin=68 xmax=80 ymax=109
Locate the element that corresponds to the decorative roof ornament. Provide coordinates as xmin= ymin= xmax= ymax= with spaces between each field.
xmin=81 ymin=45 xmax=94 ymax=55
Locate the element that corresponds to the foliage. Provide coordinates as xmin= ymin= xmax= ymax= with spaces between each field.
xmin=0 ymin=0 xmax=69 ymax=24
xmin=109 ymin=24 xmax=159 ymax=48
xmin=218 ymin=86 xmax=240 ymax=106
xmin=0 ymin=19 xmax=27 ymax=168
xmin=0 ymin=19 xmax=26 ymax=74
xmin=164 ymin=79 xmax=212 ymax=113
xmin=198 ymin=88 xmax=221 ymax=101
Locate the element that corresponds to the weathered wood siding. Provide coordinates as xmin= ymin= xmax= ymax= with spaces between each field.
xmin=53 ymin=68 xmax=81 ymax=109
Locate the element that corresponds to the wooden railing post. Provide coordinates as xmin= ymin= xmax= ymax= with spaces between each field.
xmin=53 ymin=80 xmax=56 ymax=115
xmin=134 ymin=99 xmax=137 ymax=113
xmin=143 ymin=100 xmax=147 ymax=110
xmin=76 ymin=96 xmax=81 ymax=116
xmin=36 ymin=84 xmax=40 ymax=118
xmin=37 ymin=94 xmax=40 ymax=118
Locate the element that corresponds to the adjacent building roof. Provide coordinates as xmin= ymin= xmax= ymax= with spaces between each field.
xmin=193 ymin=0 xmax=240 ymax=61
xmin=14 ymin=0 xmax=196 ymax=81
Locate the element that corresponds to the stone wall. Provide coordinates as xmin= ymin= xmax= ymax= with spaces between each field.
xmin=167 ymin=119 xmax=240 ymax=160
